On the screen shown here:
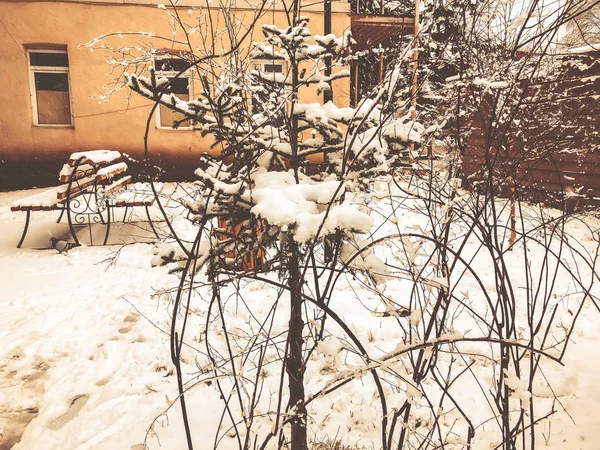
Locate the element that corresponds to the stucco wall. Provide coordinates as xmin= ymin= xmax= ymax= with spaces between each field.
xmin=0 ymin=0 xmax=351 ymax=176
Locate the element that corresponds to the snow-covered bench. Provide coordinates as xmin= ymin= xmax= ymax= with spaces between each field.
xmin=11 ymin=150 xmax=159 ymax=247
xmin=107 ymin=182 xmax=163 ymax=239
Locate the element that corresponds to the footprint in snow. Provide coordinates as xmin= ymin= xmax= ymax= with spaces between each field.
xmin=118 ymin=313 xmax=140 ymax=334
xmin=47 ymin=394 xmax=90 ymax=430
xmin=0 ymin=355 xmax=49 ymax=449
xmin=95 ymin=376 xmax=111 ymax=387
xmin=0 ymin=407 xmax=39 ymax=450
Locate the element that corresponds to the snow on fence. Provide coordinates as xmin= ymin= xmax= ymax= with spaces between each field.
xmin=459 ymin=50 xmax=600 ymax=207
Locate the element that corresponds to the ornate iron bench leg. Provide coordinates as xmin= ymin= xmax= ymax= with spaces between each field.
xmin=56 ymin=208 xmax=65 ymax=224
xmin=87 ymin=215 xmax=94 ymax=246
xmin=17 ymin=210 xmax=31 ymax=248
xmin=66 ymin=205 xmax=80 ymax=247
xmin=122 ymin=206 xmax=129 ymax=223
xmin=103 ymin=201 xmax=112 ymax=245
xmin=65 ymin=157 xmax=87 ymax=247
xmin=145 ymin=204 xmax=160 ymax=239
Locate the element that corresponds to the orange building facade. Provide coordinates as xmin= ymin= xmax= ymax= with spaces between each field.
xmin=0 ymin=0 xmax=353 ymax=187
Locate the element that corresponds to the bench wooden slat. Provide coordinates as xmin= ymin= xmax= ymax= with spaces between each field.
xmin=134 ymin=199 xmax=155 ymax=207
xmin=11 ymin=204 xmax=64 ymax=212
xmin=96 ymin=162 xmax=128 ymax=182
xmin=112 ymin=199 xmax=155 ymax=208
xmin=68 ymin=150 xmax=122 ymax=167
xmin=11 ymin=203 xmax=65 ymax=212
xmin=102 ymin=175 xmax=132 ymax=196
xmin=58 ymin=163 xmax=95 ymax=183
xmin=56 ymin=175 xmax=97 ymax=200
xmin=10 ymin=187 xmax=65 ymax=211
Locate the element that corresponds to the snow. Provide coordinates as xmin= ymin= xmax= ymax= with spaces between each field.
xmin=321 ymin=99 xmax=382 ymax=123
xmin=114 ymin=182 xmax=164 ymax=204
xmin=259 ymin=20 xmax=351 ymax=62
xmin=567 ymin=43 xmax=600 ymax=54
xmin=10 ymin=187 xmax=62 ymax=210
xmin=68 ymin=150 xmax=122 ymax=165
xmin=473 ymin=77 xmax=510 ymax=89
xmin=445 ymin=74 xmax=463 ymax=83
xmin=99 ymin=175 xmax=132 ymax=195
xmin=382 ymin=119 xmax=422 ymax=142
xmin=246 ymin=169 xmax=373 ymax=242
xmin=503 ymin=369 xmax=533 ymax=409
xmin=59 ymin=163 xmax=94 ymax=181
xmin=96 ymin=162 xmax=128 ymax=180
xmin=2 ymin=183 xmax=600 ymax=449
xmin=195 ymin=167 xmax=245 ymax=195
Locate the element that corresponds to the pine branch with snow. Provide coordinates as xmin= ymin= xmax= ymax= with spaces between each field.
xmin=127 ymin=17 xmax=422 ymax=272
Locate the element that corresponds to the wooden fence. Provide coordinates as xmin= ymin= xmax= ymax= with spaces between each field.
xmin=459 ymin=50 xmax=600 ymax=207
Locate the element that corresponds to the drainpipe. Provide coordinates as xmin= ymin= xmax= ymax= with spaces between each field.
xmin=378 ymin=0 xmax=384 ymax=82
xmin=410 ymin=0 xmax=420 ymax=153
xmin=324 ymin=0 xmax=333 ymax=103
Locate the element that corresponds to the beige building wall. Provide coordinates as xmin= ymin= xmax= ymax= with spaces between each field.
xmin=0 ymin=0 xmax=351 ymax=180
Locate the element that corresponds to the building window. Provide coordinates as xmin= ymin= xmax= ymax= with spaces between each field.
xmin=252 ymin=61 xmax=285 ymax=74
xmin=251 ymin=60 xmax=286 ymax=125
xmin=155 ymin=58 xmax=192 ymax=129
xmin=28 ymin=49 xmax=72 ymax=126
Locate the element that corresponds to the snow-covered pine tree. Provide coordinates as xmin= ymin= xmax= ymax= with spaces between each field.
xmin=127 ymin=15 xmax=422 ymax=271
xmin=127 ymin=14 xmax=421 ymax=450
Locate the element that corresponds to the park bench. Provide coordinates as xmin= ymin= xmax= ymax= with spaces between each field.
xmin=10 ymin=150 xmax=160 ymax=248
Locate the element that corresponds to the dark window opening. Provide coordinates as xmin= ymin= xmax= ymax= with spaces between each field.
xmin=34 ymin=72 xmax=70 ymax=92
xmin=263 ymin=64 xmax=284 ymax=73
xmin=29 ymin=52 xmax=69 ymax=67
xmin=164 ymin=77 xmax=189 ymax=95
xmin=155 ymin=58 xmax=189 ymax=72
xmin=252 ymin=62 xmax=285 ymax=127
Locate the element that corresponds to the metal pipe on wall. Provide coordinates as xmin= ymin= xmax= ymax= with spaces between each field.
xmin=410 ymin=0 xmax=420 ymax=152
xmin=324 ymin=0 xmax=333 ymax=103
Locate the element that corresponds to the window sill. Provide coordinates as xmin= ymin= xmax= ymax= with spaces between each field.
xmin=155 ymin=126 xmax=195 ymax=131
xmin=33 ymin=124 xmax=75 ymax=129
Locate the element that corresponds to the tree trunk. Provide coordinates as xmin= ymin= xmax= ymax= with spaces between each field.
xmin=286 ymin=241 xmax=308 ymax=450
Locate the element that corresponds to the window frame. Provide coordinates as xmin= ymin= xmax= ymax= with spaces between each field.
xmin=27 ymin=48 xmax=73 ymax=127
xmin=251 ymin=59 xmax=287 ymax=75
xmin=250 ymin=58 xmax=288 ymax=118
xmin=154 ymin=57 xmax=194 ymax=131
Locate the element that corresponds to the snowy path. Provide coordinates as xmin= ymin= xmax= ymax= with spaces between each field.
xmin=0 ymin=242 xmax=180 ymax=449
xmin=0 ymin=190 xmax=213 ymax=449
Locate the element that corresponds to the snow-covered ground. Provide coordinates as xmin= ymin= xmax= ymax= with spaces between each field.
xmin=1 ymin=186 xmax=599 ymax=449
xmin=0 ymin=188 xmax=203 ymax=449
